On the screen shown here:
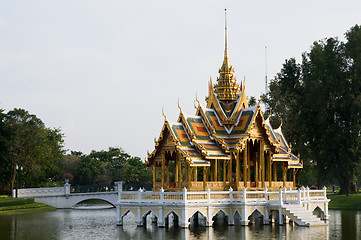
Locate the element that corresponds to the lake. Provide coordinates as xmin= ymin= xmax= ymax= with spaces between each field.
xmin=0 ymin=208 xmax=360 ymax=239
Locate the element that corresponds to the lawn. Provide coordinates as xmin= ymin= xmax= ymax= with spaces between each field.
xmin=0 ymin=196 xmax=55 ymax=214
xmin=328 ymin=193 xmax=361 ymax=210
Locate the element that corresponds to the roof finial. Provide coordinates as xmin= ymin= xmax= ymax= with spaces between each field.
xmin=224 ymin=8 xmax=228 ymax=59
xmin=178 ymin=98 xmax=182 ymax=112
xmin=162 ymin=107 xmax=167 ymax=120
xmin=195 ymin=92 xmax=200 ymax=106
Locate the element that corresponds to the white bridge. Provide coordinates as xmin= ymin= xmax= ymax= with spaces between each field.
xmin=13 ymin=182 xmax=120 ymax=208
xmin=116 ymin=186 xmax=330 ymax=228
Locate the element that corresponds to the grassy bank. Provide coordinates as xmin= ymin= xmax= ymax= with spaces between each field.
xmin=328 ymin=193 xmax=361 ymax=210
xmin=0 ymin=196 xmax=55 ymax=215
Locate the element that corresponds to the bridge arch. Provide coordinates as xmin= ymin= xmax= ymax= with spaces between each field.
xmin=73 ymin=198 xmax=115 ymax=208
xmin=120 ymin=209 xmax=137 ymax=221
xmin=247 ymin=208 xmax=264 ymax=225
xmin=164 ymin=210 xmax=180 ymax=227
xmin=233 ymin=209 xmax=242 ymax=225
xmin=312 ymin=206 xmax=325 ymax=220
xmin=188 ymin=211 xmax=207 ymax=227
xmin=212 ymin=209 xmax=229 ymax=226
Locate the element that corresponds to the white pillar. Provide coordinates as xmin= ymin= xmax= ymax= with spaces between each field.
xmin=183 ymin=187 xmax=187 ymax=203
xmin=179 ymin=207 xmax=188 ymax=228
xmin=278 ymin=207 xmax=284 ymax=225
xmin=324 ymin=202 xmax=329 ymax=221
xmin=278 ymin=188 xmax=283 ymax=206
xmin=158 ymin=207 xmax=165 ymax=227
xmin=229 ymin=187 xmax=233 ymax=203
xmin=242 ymin=187 xmax=247 ymax=203
xmin=116 ymin=206 xmax=122 ymax=226
xmin=278 ymin=188 xmax=284 ymax=225
xmin=206 ymin=206 xmax=213 ymax=227
xmin=115 ymin=181 xmax=123 ymax=192
xmin=283 ymin=187 xmax=287 ymax=203
xmin=228 ymin=208 xmax=234 ymax=225
xmin=137 ymin=207 xmax=143 ymax=227
xmin=306 ymin=186 xmax=310 ymax=210
xmin=207 ymin=187 xmax=211 ymax=203
xmin=240 ymin=187 xmax=249 ymax=225
xmin=64 ymin=180 xmax=70 ymax=198
xmin=297 ymin=188 xmax=301 ymax=204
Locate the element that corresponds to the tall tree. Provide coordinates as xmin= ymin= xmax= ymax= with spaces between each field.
xmin=4 ymin=109 xmax=64 ymax=191
xmin=0 ymin=109 xmax=10 ymax=188
xmin=267 ymin=25 xmax=361 ymax=195
xmin=268 ymin=25 xmax=361 ymax=194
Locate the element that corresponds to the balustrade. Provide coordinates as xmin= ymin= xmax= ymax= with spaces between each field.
xmin=118 ymin=186 xmax=328 ymax=205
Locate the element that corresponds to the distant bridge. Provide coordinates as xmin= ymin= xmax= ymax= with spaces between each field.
xmin=13 ymin=182 xmax=123 ymax=208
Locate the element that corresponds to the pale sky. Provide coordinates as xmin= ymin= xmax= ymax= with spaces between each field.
xmin=1 ymin=1 xmax=361 ymax=160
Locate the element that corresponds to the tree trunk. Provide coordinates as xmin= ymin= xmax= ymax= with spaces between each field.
xmin=10 ymin=164 xmax=16 ymax=193
xmin=339 ymin=178 xmax=358 ymax=196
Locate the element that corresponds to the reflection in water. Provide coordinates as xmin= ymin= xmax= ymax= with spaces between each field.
xmin=0 ymin=209 xmax=359 ymax=240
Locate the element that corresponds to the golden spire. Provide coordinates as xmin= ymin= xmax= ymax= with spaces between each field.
xmin=224 ymin=9 xmax=228 ymax=59
xmin=222 ymin=8 xmax=230 ymax=71
xmin=214 ymin=8 xmax=241 ymax=103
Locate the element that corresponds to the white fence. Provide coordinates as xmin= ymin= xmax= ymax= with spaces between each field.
xmin=118 ymin=186 xmax=327 ymax=205
xmin=13 ymin=187 xmax=65 ymax=198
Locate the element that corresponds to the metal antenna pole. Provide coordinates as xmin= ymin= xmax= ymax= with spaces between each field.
xmin=265 ymin=46 xmax=268 ymax=94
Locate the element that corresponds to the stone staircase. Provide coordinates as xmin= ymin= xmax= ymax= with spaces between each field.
xmin=282 ymin=204 xmax=327 ymax=227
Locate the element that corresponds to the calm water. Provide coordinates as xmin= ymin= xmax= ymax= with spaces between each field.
xmin=0 ymin=208 xmax=360 ymax=240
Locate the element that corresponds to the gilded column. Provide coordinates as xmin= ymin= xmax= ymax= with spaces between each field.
xmin=179 ymin=156 xmax=183 ymax=188
xmin=161 ymin=152 xmax=165 ymax=188
xmin=268 ymin=153 xmax=272 ymax=185
xmin=194 ymin=167 xmax=198 ymax=182
xmin=247 ymin=141 xmax=251 ymax=182
xmin=292 ymin=169 xmax=298 ymax=187
xmin=175 ymin=153 xmax=179 ymax=188
xmin=186 ymin=162 xmax=190 ymax=189
xmin=273 ymin=162 xmax=277 ymax=182
xmin=214 ymin=159 xmax=218 ymax=181
xmin=153 ymin=163 xmax=156 ymax=190
xmin=166 ymin=162 xmax=170 ymax=188
xmin=223 ymin=160 xmax=227 ymax=187
xmin=255 ymin=151 xmax=259 ymax=186
xmin=236 ymin=151 xmax=240 ymax=188
xmin=282 ymin=165 xmax=287 ymax=187
xmin=203 ymin=167 xmax=207 ymax=190
xmin=228 ymin=159 xmax=232 ymax=182
xmin=261 ymin=141 xmax=265 ymax=188
xmin=243 ymin=142 xmax=247 ymax=188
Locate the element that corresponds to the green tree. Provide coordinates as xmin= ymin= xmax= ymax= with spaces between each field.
xmin=267 ymin=25 xmax=361 ymax=194
xmin=248 ymin=96 xmax=257 ymax=107
xmin=75 ymin=147 xmax=152 ymax=186
xmin=76 ymin=147 xmax=130 ymax=185
xmin=4 ymin=108 xmax=64 ymax=191
xmin=120 ymin=157 xmax=152 ymax=184
xmin=0 ymin=109 xmax=10 ymax=189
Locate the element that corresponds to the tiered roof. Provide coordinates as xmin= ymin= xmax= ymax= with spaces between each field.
xmin=147 ymin=11 xmax=302 ymax=170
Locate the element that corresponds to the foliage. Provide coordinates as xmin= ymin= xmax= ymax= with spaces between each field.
xmin=64 ymin=147 xmax=152 ymax=186
xmin=248 ymin=96 xmax=257 ymax=107
xmin=0 ymin=108 xmax=65 ymax=192
xmin=266 ymin=25 xmax=361 ymax=195
xmin=120 ymin=156 xmax=152 ymax=184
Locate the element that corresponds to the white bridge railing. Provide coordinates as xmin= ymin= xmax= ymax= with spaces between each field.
xmin=13 ymin=187 xmax=65 ymax=198
xmin=118 ymin=186 xmax=328 ymax=205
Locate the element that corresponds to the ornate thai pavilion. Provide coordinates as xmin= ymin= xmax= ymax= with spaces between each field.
xmin=146 ymin=14 xmax=302 ymax=191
